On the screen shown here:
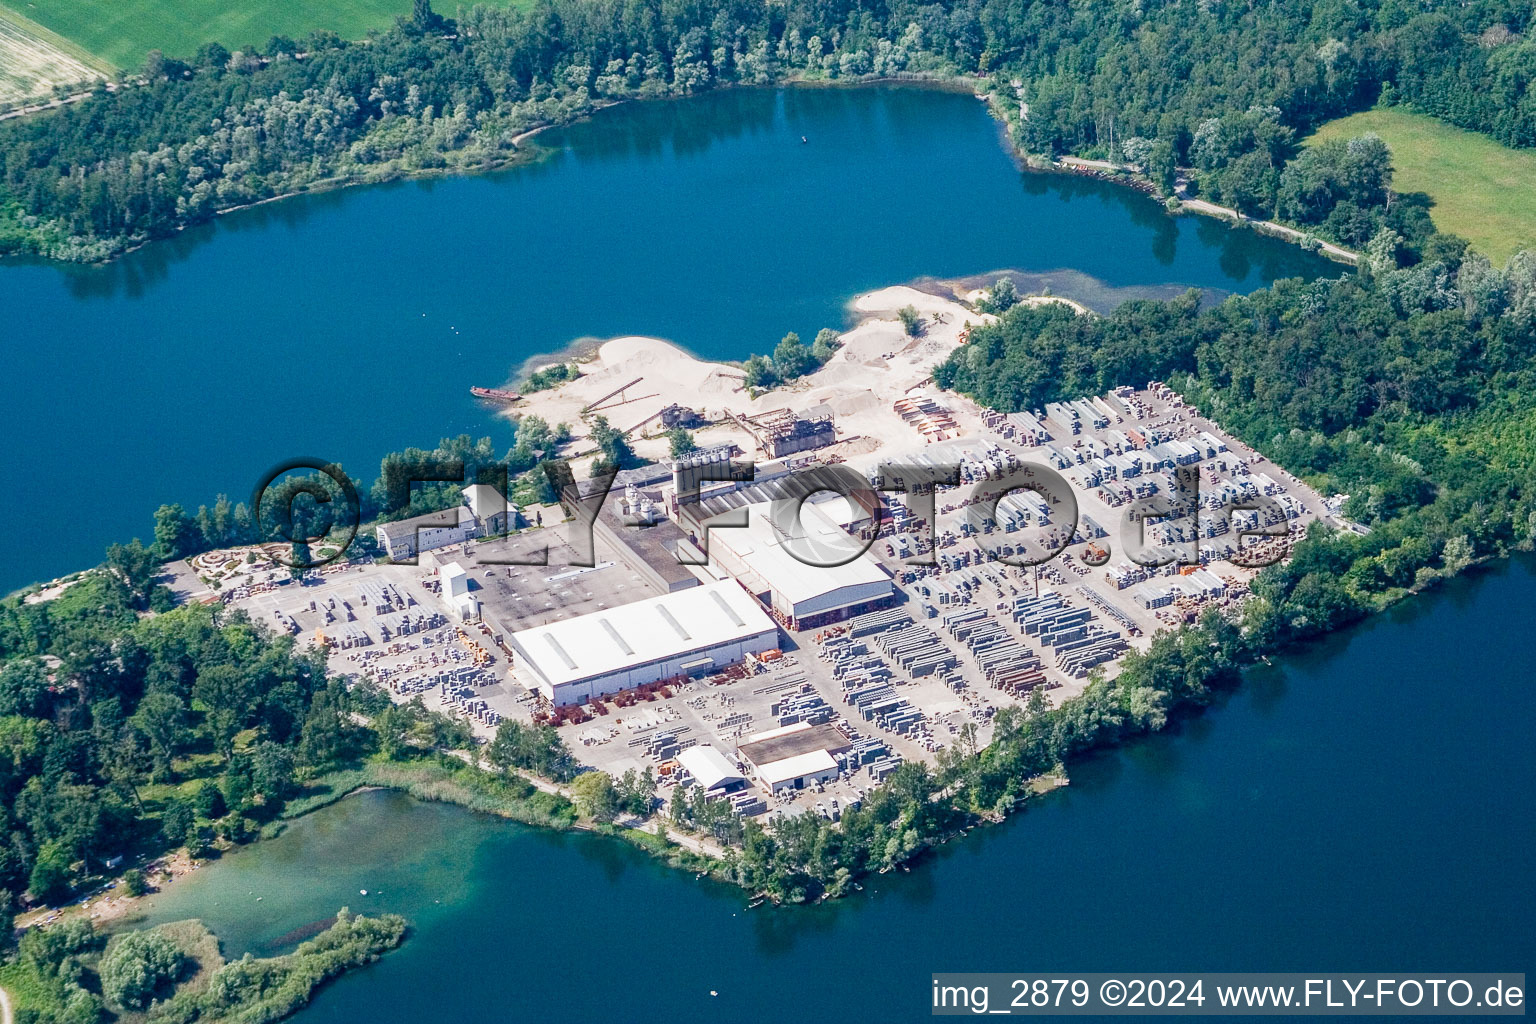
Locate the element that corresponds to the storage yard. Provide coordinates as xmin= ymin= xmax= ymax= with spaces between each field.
xmin=205 ymin=371 xmax=1335 ymax=826
xmin=201 ymin=287 xmax=1339 ymax=826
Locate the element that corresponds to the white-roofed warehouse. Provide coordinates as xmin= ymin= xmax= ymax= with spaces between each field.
xmin=737 ymin=722 xmax=851 ymax=794
xmin=707 ymin=501 xmax=894 ymax=631
xmin=675 ymin=745 xmax=748 ymax=796
xmin=508 ymin=580 xmax=779 ymax=706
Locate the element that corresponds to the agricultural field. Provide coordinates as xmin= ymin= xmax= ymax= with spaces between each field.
xmin=0 ymin=0 xmax=520 ymax=71
xmin=0 ymin=6 xmax=106 ymax=108
xmin=1307 ymin=107 xmax=1536 ymax=266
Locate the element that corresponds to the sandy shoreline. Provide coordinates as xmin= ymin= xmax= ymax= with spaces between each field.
xmin=17 ymin=849 xmax=204 ymax=934
xmin=502 ymin=283 xmax=1014 ymax=473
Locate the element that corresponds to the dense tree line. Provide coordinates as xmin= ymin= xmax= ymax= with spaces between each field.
xmin=742 ymin=328 xmax=842 ymax=389
xmin=0 ymin=577 xmax=378 ymax=913
xmin=131 ymin=418 xmax=573 ymax=576
xmin=713 ymin=239 xmax=1536 ymax=902
xmin=1386 ymin=12 xmax=1536 ymax=149
xmin=2 ymin=0 xmax=1534 ymax=261
xmin=939 ymin=245 xmax=1536 ymax=446
xmin=149 ymin=908 xmax=406 ymax=1024
xmin=1168 ymin=108 xmax=1424 ymax=244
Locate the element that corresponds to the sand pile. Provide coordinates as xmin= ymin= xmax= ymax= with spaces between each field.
xmin=504 ymin=283 xmax=1030 ymax=469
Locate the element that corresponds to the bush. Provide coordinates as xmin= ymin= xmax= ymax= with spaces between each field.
xmin=27 ymin=841 xmax=73 ymax=905
xmin=570 ymin=771 xmax=619 ymax=821
xmin=523 ymin=363 xmax=579 ymax=392
xmin=121 ymin=869 xmax=148 ymax=897
xmin=667 ymin=428 xmax=697 ymax=458
xmin=100 ymin=930 xmax=186 ymax=1010
xmin=976 ymin=277 xmax=1019 ymax=314
xmin=183 ymin=826 xmax=213 ymax=859
xmin=60 ymin=988 xmax=104 ymax=1024
xmin=192 ymin=781 xmax=226 ymax=820
xmin=149 ymin=909 xmax=406 ymax=1024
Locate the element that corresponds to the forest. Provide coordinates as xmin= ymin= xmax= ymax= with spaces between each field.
xmin=0 ymin=543 xmax=576 ymax=1002
xmin=0 ymin=0 xmax=1534 ymax=260
xmin=5 ymin=0 xmax=1536 ymax=925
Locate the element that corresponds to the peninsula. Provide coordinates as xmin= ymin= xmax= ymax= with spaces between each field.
xmin=8 ymin=226 xmax=1532 ymax=917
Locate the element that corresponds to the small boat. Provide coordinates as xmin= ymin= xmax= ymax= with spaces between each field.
xmin=801 ymin=136 xmax=808 ymax=143
xmin=470 ymin=386 xmax=521 ymax=403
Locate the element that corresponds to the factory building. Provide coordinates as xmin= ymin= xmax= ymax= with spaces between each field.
xmin=728 ymin=406 xmax=837 ymax=458
xmin=461 ymin=483 xmax=514 ymax=535
xmin=705 ymin=501 xmax=894 ymax=631
xmin=593 ymin=492 xmax=702 ymax=594
xmin=671 ymin=459 xmax=882 ymax=541
xmin=376 ymin=484 xmax=520 ymax=561
xmin=737 ymin=722 xmax=852 ymax=794
xmin=675 ymin=745 xmax=748 ymax=797
xmin=507 ymin=581 xmax=779 ymax=706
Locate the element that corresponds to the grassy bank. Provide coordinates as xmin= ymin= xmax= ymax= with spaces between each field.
xmin=283 ymin=755 xmax=577 ymax=831
xmin=1306 ymin=107 xmax=1536 ymax=265
xmin=283 ymin=757 xmax=720 ymax=873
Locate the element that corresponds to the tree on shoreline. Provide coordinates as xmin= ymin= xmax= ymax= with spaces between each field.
xmin=571 ymin=771 xmax=619 ymax=821
xmin=977 ymin=277 xmax=1018 ymax=314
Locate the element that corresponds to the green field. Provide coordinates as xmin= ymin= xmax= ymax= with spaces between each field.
xmin=0 ymin=5 xmax=111 ymax=106
xmin=1306 ymin=107 xmax=1536 ymax=266
xmin=0 ymin=0 xmax=506 ymax=71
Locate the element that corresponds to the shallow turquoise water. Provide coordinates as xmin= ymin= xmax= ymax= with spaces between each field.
xmin=134 ymin=556 xmax=1536 ymax=1022
xmin=0 ymin=84 xmax=1332 ymax=592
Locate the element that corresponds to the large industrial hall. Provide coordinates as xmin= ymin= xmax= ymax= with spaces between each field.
xmin=506 ymin=580 xmax=780 ymax=706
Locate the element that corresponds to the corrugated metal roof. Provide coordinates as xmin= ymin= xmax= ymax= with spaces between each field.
xmin=509 ymin=580 xmax=775 ymax=689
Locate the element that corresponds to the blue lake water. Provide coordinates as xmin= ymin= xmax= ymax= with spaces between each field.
xmin=18 ymin=79 xmax=1524 ymax=1024
xmin=132 ymin=555 xmax=1536 ymax=1022
xmin=0 ymin=84 xmax=1332 ymax=592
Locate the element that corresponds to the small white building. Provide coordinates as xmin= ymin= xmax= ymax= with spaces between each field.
xmin=737 ymin=722 xmax=851 ymax=794
xmin=376 ymin=484 xmax=519 ymax=561
xmin=462 ymin=483 xmax=514 ymax=535
xmin=440 ymin=561 xmax=479 ymax=620
xmin=442 ymin=561 xmax=469 ymax=598
xmin=755 ymin=750 xmax=839 ymax=794
xmin=676 ymin=745 xmax=748 ymax=797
